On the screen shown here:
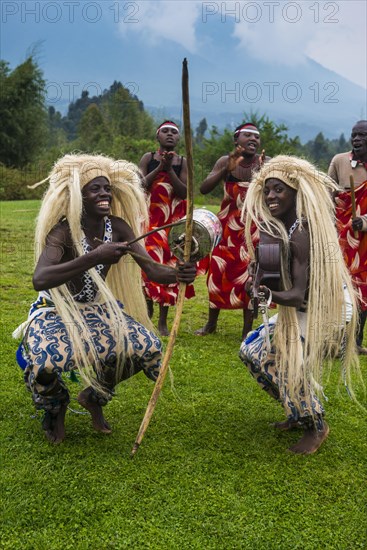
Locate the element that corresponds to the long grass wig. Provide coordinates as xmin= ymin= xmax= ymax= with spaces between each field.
xmin=34 ymin=153 xmax=153 ymax=395
xmin=243 ymin=155 xmax=362 ymax=414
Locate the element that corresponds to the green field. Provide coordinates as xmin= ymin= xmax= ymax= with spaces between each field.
xmin=1 ymin=200 xmax=366 ymax=550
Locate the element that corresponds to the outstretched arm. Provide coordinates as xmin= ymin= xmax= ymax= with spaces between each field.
xmin=200 ymin=147 xmax=245 ymax=194
xmin=114 ymin=218 xmax=196 ymax=285
xmin=200 ymin=156 xmax=229 ymax=195
xmin=126 ymin=241 xmax=196 ymax=284
xmin=33 ymin=224 xmax=131 ymax=291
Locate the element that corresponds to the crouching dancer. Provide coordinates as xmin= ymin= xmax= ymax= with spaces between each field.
xmin=14 ymin=154 xmax=196 ymax=444
xmin=239 ymin=155 xmax=360 ymax=455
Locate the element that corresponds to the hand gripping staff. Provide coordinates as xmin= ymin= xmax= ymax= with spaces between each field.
xmin=130 ymin=59 xmax=194 ymax=457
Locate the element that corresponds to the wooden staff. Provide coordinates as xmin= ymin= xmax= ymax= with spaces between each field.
xmin=94 ymin=221 xmax=186 ymax=268
xmin=126 ymin=220 xmax=183 ymax=246
xmin=131 ymin=58 xmax=194 ymax=457
xmin=94 ymin=221 xmax=182 ymax=247
xmin=349 ymin=175 xmax=359 ymax=238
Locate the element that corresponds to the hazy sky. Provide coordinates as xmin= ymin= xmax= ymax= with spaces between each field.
xmin=116 ymin=0 xmax=366 ymax=87
xmin=2 ymin=0 xmax=366 ymax=133
xmin=2 ymin=0 xmax=366 ymax=89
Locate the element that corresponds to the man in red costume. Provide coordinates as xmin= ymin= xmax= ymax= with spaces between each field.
xmin=328 ymin=120 xmax=367 ymax=354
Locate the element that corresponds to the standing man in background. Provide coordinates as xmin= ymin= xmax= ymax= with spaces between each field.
xmin=328 ymin=120 xmax=367 ymax=354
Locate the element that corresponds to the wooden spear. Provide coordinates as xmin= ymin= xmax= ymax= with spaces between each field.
xmin=130 ymin=58 xmax=194 ymax=457
xmin=349 ymin=175 xmax=359 ymax=239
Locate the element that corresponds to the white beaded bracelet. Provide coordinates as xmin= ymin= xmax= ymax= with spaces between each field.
xmin=259 ymin=287 xmax=272 ymax=307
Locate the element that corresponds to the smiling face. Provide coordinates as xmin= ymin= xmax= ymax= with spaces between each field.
xmin=82 ymin=176 xmax=112 ymax=218
xmin=157 ymin=126 xmax=180 ymax=151
xmin=264 ymin=178 xmax=297 ymax=223
xmin=235 ymin=126 xmax=260 ymax=156
xmin=351 ymin=121 xmax=367 ymax=160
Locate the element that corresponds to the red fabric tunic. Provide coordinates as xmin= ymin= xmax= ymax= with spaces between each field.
xmin=207 ymin=174 xmax=259 ymax=309
xmin=336 ymin=180 xmax=367 ymax=310
xmin=143 ymin=157 xmax=196 ymax=306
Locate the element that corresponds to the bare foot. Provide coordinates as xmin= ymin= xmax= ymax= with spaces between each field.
xmin=42 ymin=403 xmax=68 ymax=444
xmin=273 ymin=419 xmax=300 ymax=431
xmin=158 ymin=324 xmax=170 ymax=337
xmin=288 ymin=422 xmax=329 ymax=455
xmin=194 ymin=324 xmax=217 ymax=336
xmin=77 ymin=388 xmax=112 ymax=434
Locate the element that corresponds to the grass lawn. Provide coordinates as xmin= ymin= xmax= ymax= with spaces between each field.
xmin=1 ymin=200 xmax=366 ymax=550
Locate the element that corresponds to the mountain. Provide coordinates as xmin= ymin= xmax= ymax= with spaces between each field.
xmin=6 ymin=10 xmax=364 ymax=143
xmin=144 ymin=54 xmax=366 ymax=142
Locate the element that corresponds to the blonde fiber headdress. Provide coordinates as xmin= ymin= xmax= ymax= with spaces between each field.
xmin=34 ymin=153 xmax=153 ymax=395
xmin=242 ymin=155 xmax=362 ymax=416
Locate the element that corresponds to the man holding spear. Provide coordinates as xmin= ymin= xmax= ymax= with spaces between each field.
xmin=328 ymin=120 xmax=367 ymax=354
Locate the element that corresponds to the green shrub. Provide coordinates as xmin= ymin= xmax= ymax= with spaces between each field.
xmin=0 ymin=163 xmax=48 ymax=200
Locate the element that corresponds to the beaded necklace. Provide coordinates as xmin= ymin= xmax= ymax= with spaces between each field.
xmin=74 ymin=216 xmax=112 ymax=302
xmin=287 ymin=217 xmax=306 ymax=239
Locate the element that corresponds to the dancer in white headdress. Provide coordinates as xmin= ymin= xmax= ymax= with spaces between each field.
xmin=239 ymin=155 xmax=360 ymax=454
xmin=15 ymin=154 xmax=196 ymax=444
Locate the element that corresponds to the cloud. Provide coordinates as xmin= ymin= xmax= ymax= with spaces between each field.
xmin=305 ymin=1 xmax=367 ymax=89
xmin=232 ymin=4 xmax=310 ymax=66
xmin=118 ymin=0 xmax=202 ymax=53
xmin=232 ymin=0 xmax=366 ymax=87
xmin=116 ymin=0 xmax=366 ymax=89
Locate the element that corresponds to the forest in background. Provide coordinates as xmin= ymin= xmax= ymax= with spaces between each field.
xmin=0 ymin=56 xmax=351 ymax=201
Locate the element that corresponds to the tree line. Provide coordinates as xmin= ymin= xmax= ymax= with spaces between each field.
xmin=0 ymin=56 xmax=351 ymax=200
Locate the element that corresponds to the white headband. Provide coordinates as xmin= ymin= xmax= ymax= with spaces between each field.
xmin=238 ymin=128 xmax=260 ymax=136
xmin=157 ymin=124 xmax=180 ymax=135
